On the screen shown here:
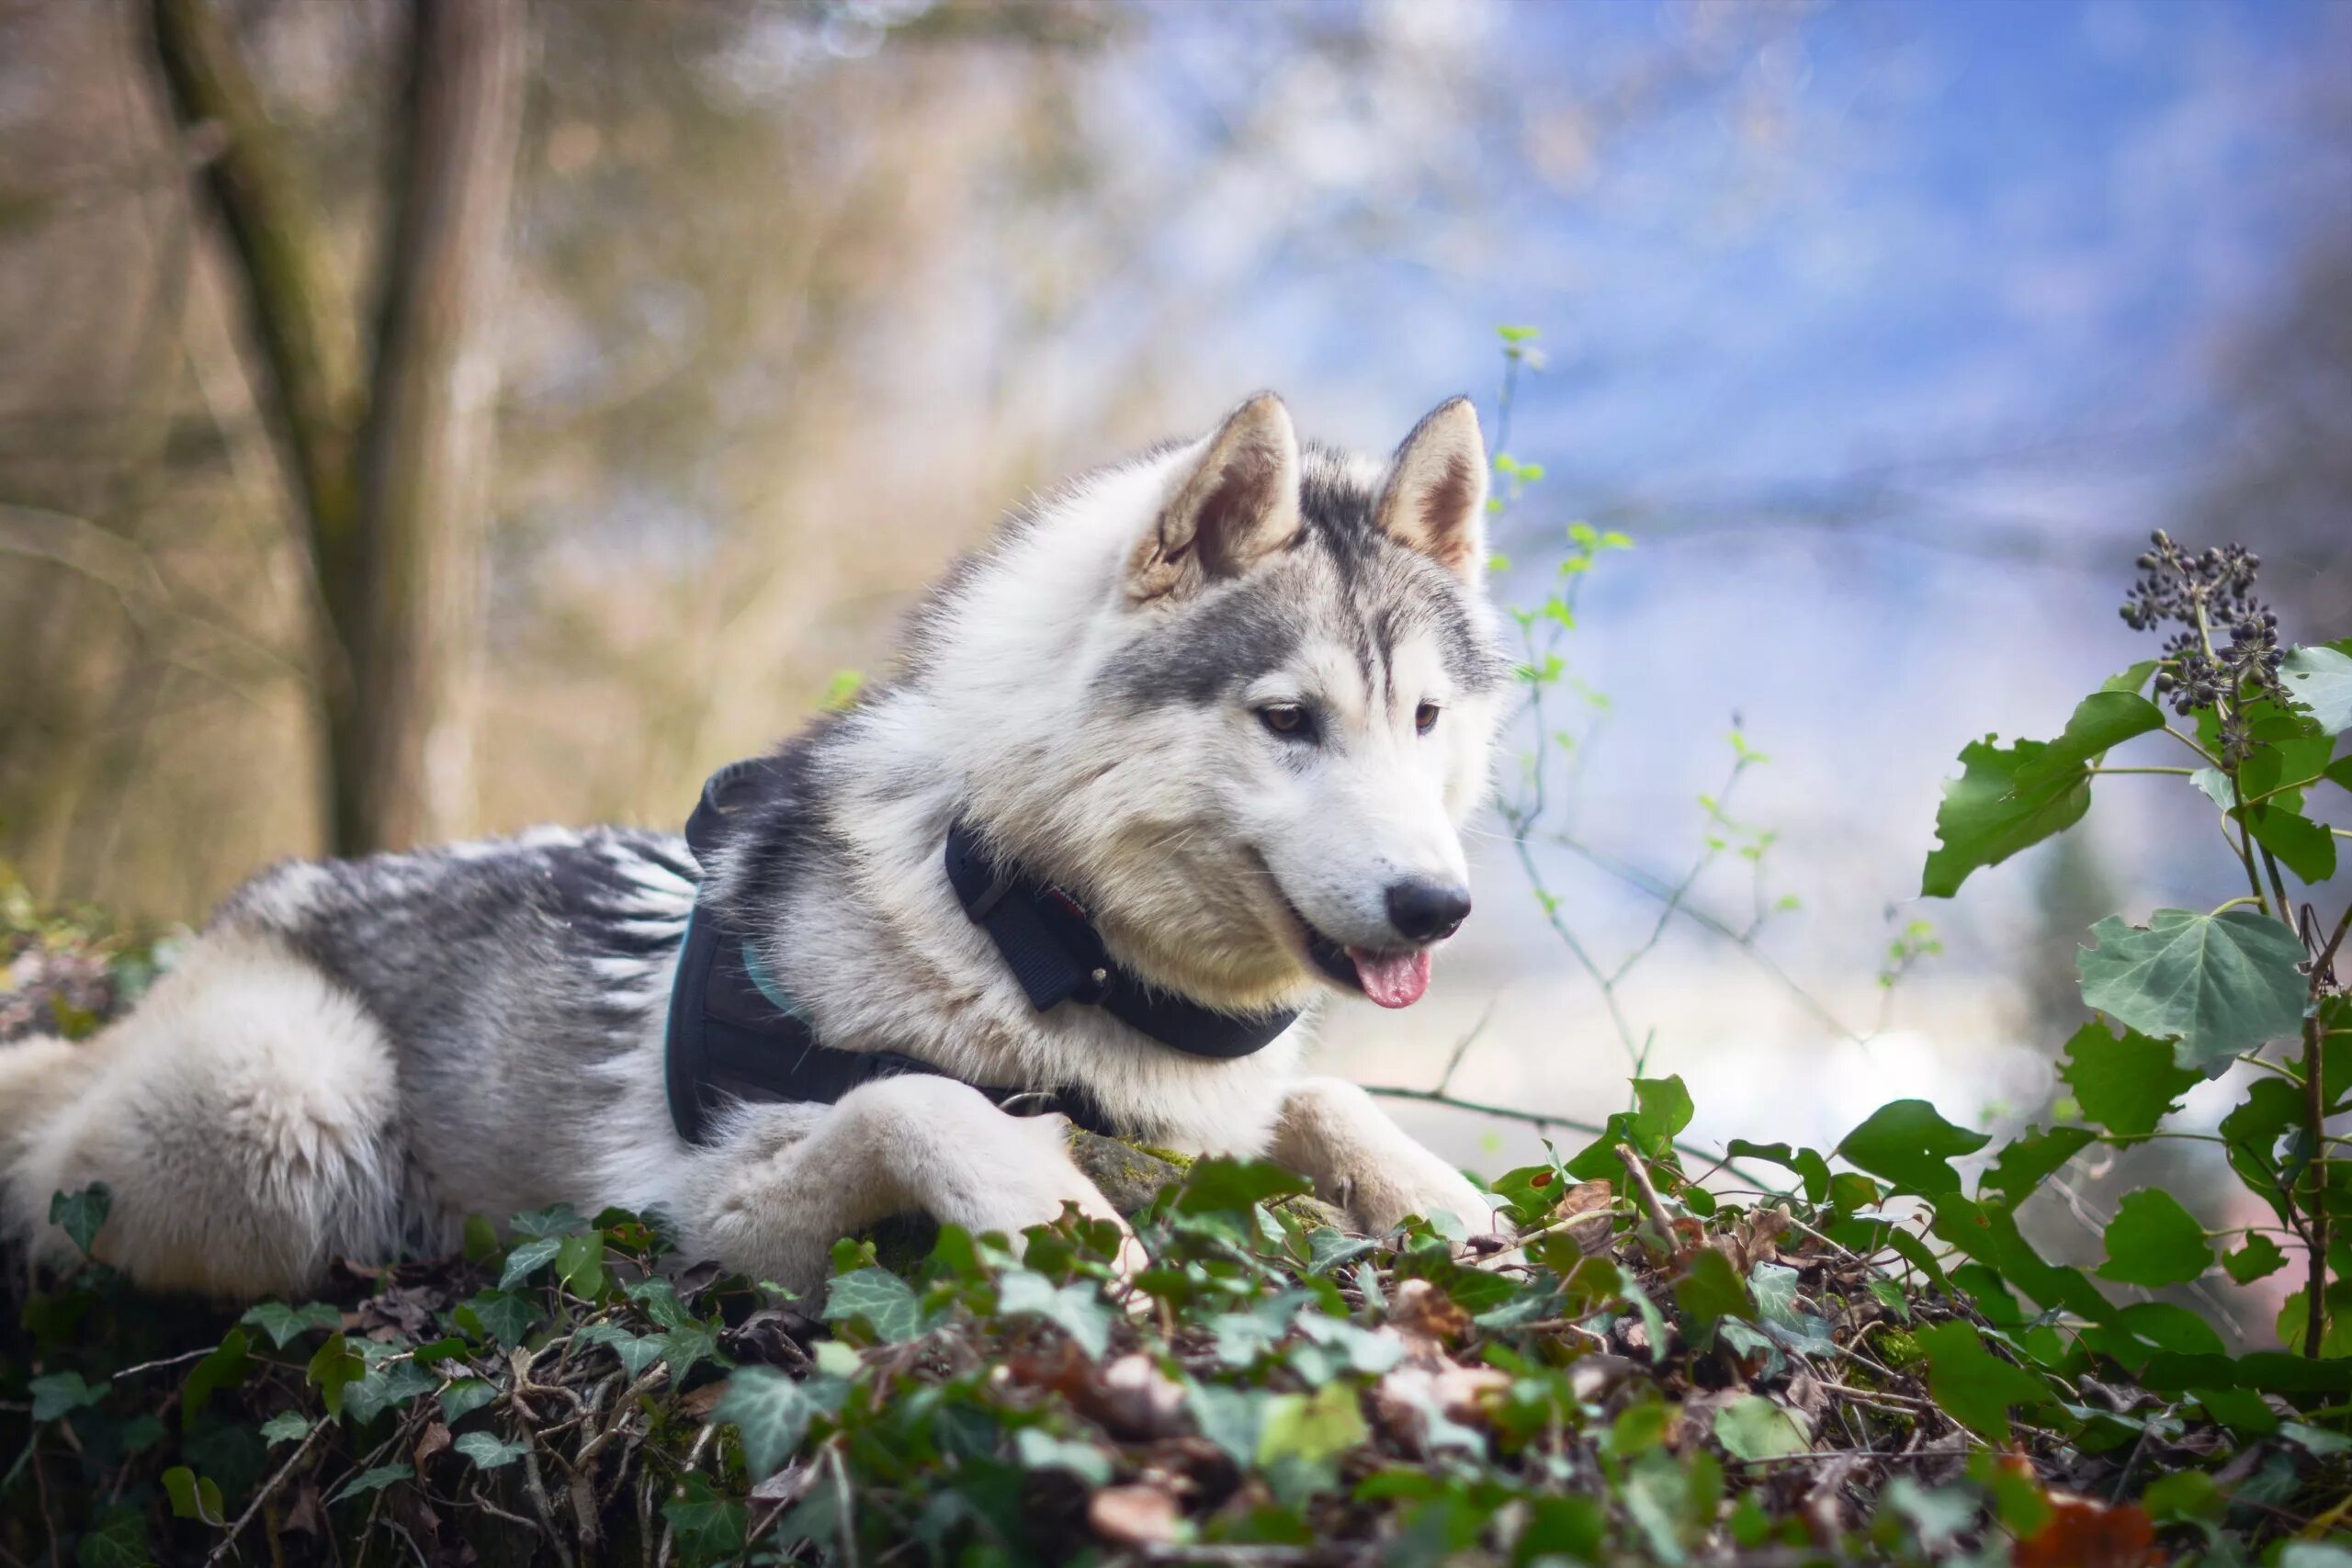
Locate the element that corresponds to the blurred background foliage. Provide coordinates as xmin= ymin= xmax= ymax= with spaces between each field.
xmin=3 ymin=0 xmax=2351 ymax=1344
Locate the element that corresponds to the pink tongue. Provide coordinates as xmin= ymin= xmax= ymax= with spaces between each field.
xmin=1349 ymin=946 xmax=1431 ymax=1009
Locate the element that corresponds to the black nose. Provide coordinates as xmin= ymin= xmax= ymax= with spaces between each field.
xmin=1385 ymin=879 xmax=1472 ymax=943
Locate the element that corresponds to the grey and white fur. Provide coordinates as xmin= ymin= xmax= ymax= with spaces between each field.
xmin=0 ymin=392 xmax=1513 ymax=1299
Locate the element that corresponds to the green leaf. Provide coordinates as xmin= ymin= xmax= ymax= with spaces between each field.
xmin=329 ymin=1463 xmax=413 ymax=1504
xmin=451 ymin=1431 xmax=529 ymax=1471
xmin=1673 ymin=1249 xmax=1751 ymax=1329
xmin=1187 ymin=1382 xmax=1263 ymax=1467
xmin=48 ymin=1183 xmax=110 ymax=1256
xmin=2056 ymin=1020 xmax=2200 ymax=1138
xmin=497 ymin=1234 xmax=564 ymax=1290
xmin=2098 ymin=1190 xmax=2214 ymax=1287
xmin=1713 ymin=1394 xmax=1810 ymax=1461
xmin=438 ymin=1380 xmax=499 ymax=1424
xmin=1013 ymin=1427 xmax=1112 ymax=1485
xmin=2223 ymin=1232 xmax=2289 ymax=1284
xmin=458 ymin=1289 xmax=540 ymax=1348
xmin=508 ymin=1203 xmax=588 ymax=1239
xmin=553 ymin=1232 xmax=605 ymax=1296
xmin=1256 ymin=1381 xmax=1366 ymax=1466
xmin=259 ymin=1412 xmax=313 ymax=1447
xmin=162 ymin=1467 xmax=225 ymax=1527
xmin=1921 ymin=692 xmax=2164 ymax=897
xmin=1979 ymin=1124 xmax=2097 ymax=1205
xmin=1176 ymin=1156 xmax=1311 ymax=1215
xmin=1835 ymin=1100 xmax=1989 ymax=1198
xmin=341 ymin=1356 xmax=437 ymax=1427
xmin=997 ymin=1269 xmax=1113 ymax=1359
xmin=2246 ymin=801 xmax=2337 ymax=883
xmin=822 ymin=1267 xmax=924 ymax=1343
xmin=1632 ymin=1076 xmax=1694 ymax=1150
xmin=180 ymin=1328 xmax=252 ymax=1431
xmin=73 ymin=1506 xmax=150 ymax=1568
xmin=1723 ymin=1141 xmax=1830 ymax=1203
xmin=1915 ymin=1321 xmax=2051 ymax=1441
xmin=2076 ymin=908 xmax=2310 ymax=1067
xmin=662 ymin=1474 xmax=746 ymax=1562
xmin=714 ymin=1366 xmax=828 ymax=1479
xmin=305 ymin=1334 xmax=366 ymax=1419
xmin=2281 ymin=642 xmax=2352 ymax=734
xmin=29 ymin=1370 xmax=108 ymax=1422
xmin=239 ymin=1301 xmax=345 ymax=1349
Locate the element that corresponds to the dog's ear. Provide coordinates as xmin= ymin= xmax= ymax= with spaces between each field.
xmin=1127 ymin=392 xmax=1301 ymax=604
xmin=1375 ymin=397 xmax=1488 ymax=580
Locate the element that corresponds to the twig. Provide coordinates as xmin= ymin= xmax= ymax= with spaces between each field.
xmin=107 ymin=1344 xmax=220 ymax=1380
xmin=205 ymin=1421 xmax=324 ymax=1568
xmin=1616 ymin=1144 xmax=1676 ymax=1245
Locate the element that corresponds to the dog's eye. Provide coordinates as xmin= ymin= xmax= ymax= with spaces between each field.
xmin=1415 ymin=701 xmax=1441 ymax=735
xmin=1258 ymin=704 xmax=1313 ymax=740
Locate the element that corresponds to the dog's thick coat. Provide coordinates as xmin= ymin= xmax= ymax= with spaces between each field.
xmin=1 ymin=393 xmax=1510 ymax=1297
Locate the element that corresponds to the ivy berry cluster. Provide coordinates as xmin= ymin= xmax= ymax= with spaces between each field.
xmin=2120 ymin=530 xmax=2286 ymax=758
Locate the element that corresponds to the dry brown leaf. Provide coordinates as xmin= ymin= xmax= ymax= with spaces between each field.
xmin=1094 ymin=1354 xmax=1189 ymax=1439
xmin=2014 ymin=1495 xmax=2164 ymax=1568
xmin=1371 ymin=1360 xmax=1509 ymax=1454
xmin=1089 ymin=1483 xmax=1182 ymax=1547
xmin=412 ymin=1421 xmax=451 ymax=1468
xmin=1389 ymin=1278 xmax=1471 ymax=1345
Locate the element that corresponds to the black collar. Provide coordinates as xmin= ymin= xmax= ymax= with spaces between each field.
xmin=941 ymin=820 xmax=1296 ymax=1058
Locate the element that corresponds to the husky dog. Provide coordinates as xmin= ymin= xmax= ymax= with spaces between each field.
xmin=0 ymin=392 xmax=1511 ymax=1299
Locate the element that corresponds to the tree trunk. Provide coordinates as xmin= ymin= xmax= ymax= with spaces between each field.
xmin=348 ymin=0 xmax=526 ymax=850
xmin=148 ymin=0 xmax=524 ymax=855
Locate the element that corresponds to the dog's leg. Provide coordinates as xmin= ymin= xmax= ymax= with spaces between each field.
xmin=1 ymin=931 xmax=405 ymax=1297
xmin=679 ymin=1075 xmax=1140 ymax=1297
xmin=1270 ymin=1077 xmax=1500 ymax=1239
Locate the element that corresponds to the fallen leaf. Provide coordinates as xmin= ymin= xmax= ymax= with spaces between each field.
xmin=1090 ymin=1483 xmax=1182 ymax=1546
xmin=412 ymin=1422 xmax=451 ymax=1468
xmin=1389 ymin=1279 xmax=1470 ymax=1345
xmin=2014 ymin=1495 xmax=2162 ymax=1568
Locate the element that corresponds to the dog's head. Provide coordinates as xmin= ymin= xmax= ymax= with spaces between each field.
xmin=957 ymin=393 xmax=1510 ymax=1015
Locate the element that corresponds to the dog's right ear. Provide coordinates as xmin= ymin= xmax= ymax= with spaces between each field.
xmin=1126 ymin=392 xmax=1301 ymax=604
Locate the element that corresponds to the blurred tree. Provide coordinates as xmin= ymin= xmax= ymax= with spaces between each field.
xmin=151 ymin=0 xmax=525 ymax=852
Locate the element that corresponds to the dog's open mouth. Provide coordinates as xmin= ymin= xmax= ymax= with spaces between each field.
xmin=1279 ymin=893 xmax=1433 ymax=1010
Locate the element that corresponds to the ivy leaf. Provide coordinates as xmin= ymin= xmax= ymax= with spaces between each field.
xmin=451 ymin=1432 xmax=529 ymax=1471
xmin=305 ymin=1334 xmax=366 ymax=1419
xmin=48 ymin=1183 xmax=110 ymax=1257
xmin=2281 ymin=642 xmax=2352 ymax=734
xmin=497 ymin=1235 xmax=564 ymax=1291
xmin=329 ymin=1463 xmax=413 ymax=1503
xmin=1836 ymin=1100 xmax=1989 ymax=1198
xmin=997 ymin=1269 xmax=1113 ymax=1359
xmin=1012 ymin=1428 xmax=1113 ymax=1486
xmin=508 ymin=1203 xmax=588 ymax=1239
xmin=2076 ymin=909 xmax=2309 ymax=1068
xmin=2056 ymin=1021 xmax=2201 ymax=1139
xmin=180 ymin=1328 xmax=252 ymax=1431
xmin=553 ymin=1232 xmax=606 ymax=1297
xmin=259 ymin=1412 xmax=313 ymax=1447
xmin=341 ymin=1357 xmax=436 ymax=1427
xmin=1979 ymin=1124 xmax=2096 ymax=1206
xmin=1674 ymin=1249 xmax=1751 ymax=1331
xmin=714 ymin=1366 xmax=829 ymax=1480
xmin=28 ymin=1370 xmax=108 ymax=1422
xmin=2246 ymin=802 xmax=2337 ymax=884
xmin=822 ymin=1267 xmax=925 ymax=1344
xmin=458 ymin=1289 xmax=541 ymax=1349
xmin=1916 ymin=1322 xmax=2051 ymax=1441
xmin=239 ymin=1301 xmax=345 ymax=1350
xmin=1921 ymin=692 xmax=2164 ymax=897
xmin=661 ymin=1474 xmax=745 ymax=1562
xmin=2098 ymin=1190 xmax=2214 ymax=1287
xmin=2223 ymin=1233 xmax=2289 ymax=1285
xmin=1713 ymin=1394 xmax=1810 ymax=1461
xmin=438 ymin=1380 xmax=499 ymax=1424
xmin=1723 ymin=1141 xmax=1830 ymax=1204
xmin=1632 ymin=1076 xmax=1694 ymax=1151
xmin=74 ymin=1506 xmax=150 ymax=1568
xmin=1255 ymin=1381 xmax=1366 ymax=1466
xmin=162 ymin=1466 xmax=226 ymax=1527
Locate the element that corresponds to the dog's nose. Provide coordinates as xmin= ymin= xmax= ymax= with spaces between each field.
xmin=1385 ymin=879 xmax=1472 ymax=943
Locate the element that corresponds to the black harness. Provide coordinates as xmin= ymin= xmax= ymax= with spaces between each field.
xmin=663 ymin=760 xmax=1297 ymax=1144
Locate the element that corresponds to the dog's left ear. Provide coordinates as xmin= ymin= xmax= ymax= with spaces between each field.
xmin=1376 ymin=397 xmax=1488 ymax=581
